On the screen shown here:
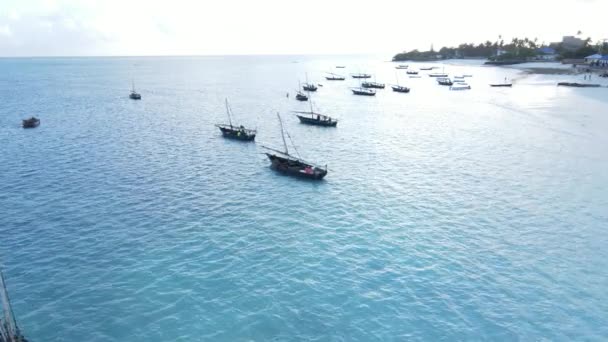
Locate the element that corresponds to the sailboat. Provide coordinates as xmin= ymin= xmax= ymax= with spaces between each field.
xmin=351 ymin=73 xmax=371 ymax=79
xmin=302 ymin=73 xmax=317 ymax=91
xmin=325 ymin=72 xmax=345 ymax=81
xmin=391 ymin=72 xmax=410 ymax=93
xmin=295 ymin=81 xmax=309 ymax=101
xmin=1 ymin=268 xmax=28 ymax=342
xmin=361 ymin=75 xmax=385 ymax=89
xmin=293 ymin=93 xmax=337 ymax=127
xmin=263 ymin=113 xmax=328 ymax=180
xmin=215 ymin=99 xmax=257 ymax=141
xmin=129 ymin=80 xmax=141 ymax=100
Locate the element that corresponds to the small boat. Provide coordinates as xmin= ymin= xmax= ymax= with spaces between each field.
xmin=361 ymin=81 xmax=385 ymax=89
xmin=391 ymin=85 xmax=410 ymax=93
xmin=263 ymin=113 xmax=328 ymax=180
xmin=395 ymin=65 xmax=408 ymax=69
xmin=453 ymin=75 xmax=465 ymax=79
xmin=406 ymin=70 xmax=419 ymax=75
xmin=450 ymin=83 xmax=471 ymax=90
xmin=215 ymin=99 xmax=257 ymax=141
xmin=303 ymin=83 xmax=317 ymax=91
xmin=420 ymin=67 xmax=433 ymax=71
xmin=453 ymin=79 xmax=466 ymax=83
xmin=490 ymin=83 xmax=512 ymax=87
xmin=336 ymin=66 xmax=346 ymax=68
xmin=295 ymin=112 xmax=337 ymax=127
xmin=437 ymin=77 xmax=453 ymax=86
xmin=294 ymin=93 xmax=337 ymax=127
xmin=351 ymin=87 xmax=376 ymax=96
xmin=463 ymin=74 xmax=473 ymax=77
xmin=325 ymin=72 xmax=345 ymax=81
xmin=129 ymin=81 xmax=141 ymax=100
xmin=557 ymin=82 xmax=601 ymax=88
xmin=351 ymin=73 xmax=372 ymax=79
xmin=295 ymin=91 xmax=308 ymax=101
xmin=409 ymin=75 xmax=422 ymax=78
xmin=429 ymin=73 xmax=448 ymax=77
xmin=1 ymin=267 xmax=29 ymax=342
xmin=302 ymin=73 xmax=317 ymax=91
xmin=392 ymin=71 xmax=410 ymax=93
xmin=599 ymin=73 xmax=608 ymax=78
xmin=22 ymin=117 xmax=40 ymax=128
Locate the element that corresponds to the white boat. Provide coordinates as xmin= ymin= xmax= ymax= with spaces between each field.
xmin=450 ymin=83 xmax=471 ymax=90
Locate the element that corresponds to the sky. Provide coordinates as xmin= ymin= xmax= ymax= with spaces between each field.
xmin=0 ymin=0 xmax=606 ymax=57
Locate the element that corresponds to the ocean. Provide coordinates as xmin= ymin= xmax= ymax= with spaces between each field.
xmin=1 ymin=55 xmax=607 ymax=341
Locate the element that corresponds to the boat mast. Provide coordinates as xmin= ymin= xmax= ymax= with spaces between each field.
xmin=277 ymin=113 xmax=288 ymax=155
xmin=0 ymin=268 xmax=18 ymax=342
xmin=225 ymin=98 xmax=233 ymax=128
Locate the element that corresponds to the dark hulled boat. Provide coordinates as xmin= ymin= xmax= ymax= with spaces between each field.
xmin=429 ymin=73 xmax=448 ymax=77
xmin=22 ymin=117 xmax=40 ymax=128
xmin=406 ymin=70 xmax=419 ymax=75
xmin=351 ymin=73 xmax=371 ymax=79
xmin=391 ymin=85 xmax=410 ymax=93
xmin=129 ymin=81 xmax=141 ymax=100
xmin=437 ymin=77 xmax=453 ymax=86
xmin=395 ymin=64 xmax=408 ymax=69
xmin=1 ymin=268 xmax=29 ymax=342
xmin=336 ymin=66 xmax=346 ymax=68
xmin=263 ymin=113 xmax=328 ymax=180
xmin=361 ymin=81 xmax=385 ymax=89
xmin=557 ymin=82 xmax=601 ymax=88
xmin=295 ymin=91 xmax=308 ymax=101
xmin=420 ymin=67 xmax=433 ymax=70
xmin=303 ymin=83 xmax=318 ymax=91
xmin=295 ymin=112 xmax=337 ymax=127
xmin=215 ymin=99 xmax=257 ymax=141
xmin=351 ymin=87 xmax=376 ymax=96
xmin=490 ymin=83 xmax=513 ymax=87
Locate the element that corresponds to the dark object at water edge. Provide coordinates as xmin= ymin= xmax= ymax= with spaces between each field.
xmin=557 ymin=82 xmax=601 ymax=88
xmin=490 ymin=83 xmax=513 ymax=87
xmin=484 ymin=60 xmax=527 ymax=66
xmin=361 ymin=81 xmax=385 ymax=89
xmin=22 ymin=117 xmax=40 ymax=128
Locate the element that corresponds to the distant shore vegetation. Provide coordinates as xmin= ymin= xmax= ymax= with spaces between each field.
xmin=393 ymin=36 xmax=607 ymax=62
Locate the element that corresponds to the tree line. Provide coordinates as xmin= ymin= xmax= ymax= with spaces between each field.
xmin=393 ymin=37 xmax=607 ymax=61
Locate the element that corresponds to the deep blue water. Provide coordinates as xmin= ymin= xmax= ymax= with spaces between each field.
xmin=1 ymin=56 xmax=607 ymax=341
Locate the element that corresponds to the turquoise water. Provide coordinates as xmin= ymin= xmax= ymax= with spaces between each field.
xmin=1 ymin=56 xmax=607 ymax=341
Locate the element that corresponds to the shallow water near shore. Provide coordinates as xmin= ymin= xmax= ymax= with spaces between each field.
xmin=1 ymin=56 xmax=607 ymax=341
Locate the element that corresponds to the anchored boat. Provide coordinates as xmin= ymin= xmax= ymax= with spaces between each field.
xmin=22 ymin=117 xmax=40 ymax=128
xmin=129 ymin=81 xmax=141 ymax=100
xmin=263 ymin=113 xmax=328 ymax=180
xmin=215 ymin=99 xmax=257 ymax=141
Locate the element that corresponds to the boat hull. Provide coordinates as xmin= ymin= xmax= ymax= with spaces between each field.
xmin=22 ymin=118 xmax=40 ymax=128
xmin=296 ymin=94 xmax=308 ymax=101
xmin=352 ymin=89 xmax=375 ymax=96
xmin=129 ymin=93 xmax=141 ymax=100
xmin=217 ymin=126 xmax=256 ymax=141
xmin=557 ymin=82 xmax=600 ymax=88
xmin=490 ymin=84 xmax=513 ymax=87
xmin=266 ymin=154 xmax=327 ymax=180
xmin=296 ymin=115 xmax=338 ymax=127
xmin=391 ymin=86 xmax=410 ymax=93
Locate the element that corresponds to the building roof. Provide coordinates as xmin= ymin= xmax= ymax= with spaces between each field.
xmin=586 ymin=54 xmax=603 ymax=59
xmin=601 ymin=55 xmax=608 ymax=61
